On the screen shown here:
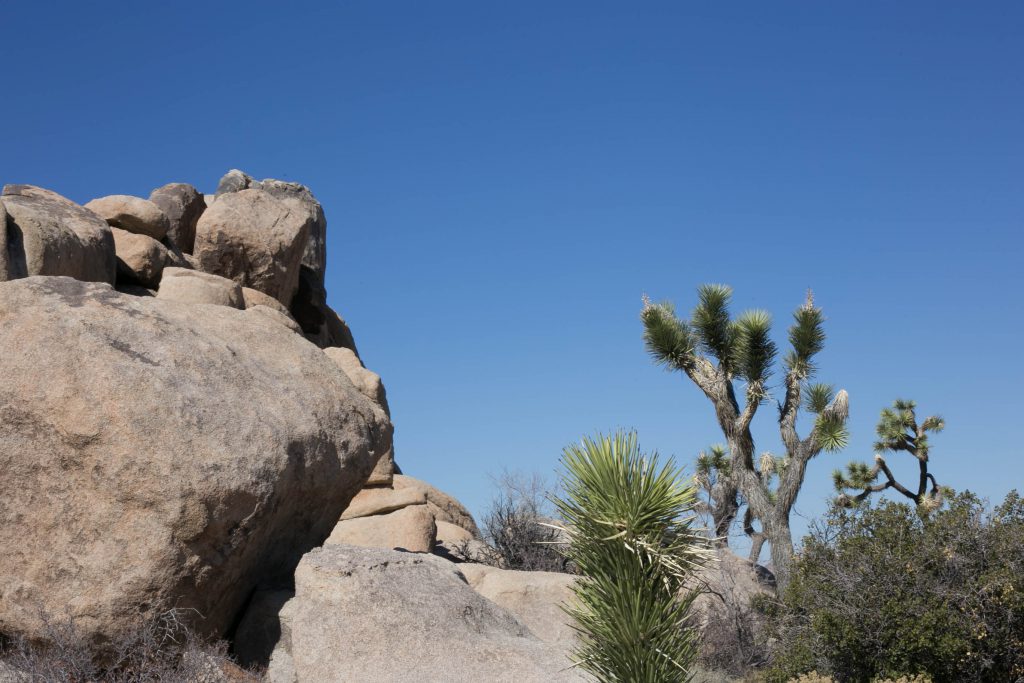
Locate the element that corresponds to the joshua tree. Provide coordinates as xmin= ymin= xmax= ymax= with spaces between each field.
xmin=641 ymin=285 xmax=849 ymax=588
xmin=554 ymin=431 xmax=710 ymax=682
xmin=833 ymin=399 xmax=946 ymax=512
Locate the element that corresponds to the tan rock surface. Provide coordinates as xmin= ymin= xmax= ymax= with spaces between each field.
xmin=111 ymin=226 xmax=167 ymax=288
xmin=149 ymin=183 xmax=205 ymax=253
xmin=392 ymin=474 xmax=481 ymax=538
xmin=326 ymin=504 xmax=436 ymax=553
xmin=84 ymin=194 xmax=169 ymax=241
xmin=157 ymin=266 xmax=244 ymax=308
xmin=0 ymin=276 xmax=392 ymax=646
xmin=458 ymin=564 xmax=578 ymax=648
xmin=339 ymin=486 xmax=426 ymax=520
xmin=323 ymin=347 xmax=388 ymax=412
xmin=266 ymin=545 xmax=586 ymax=682
xmin=193 ymin=189 xmax=311 ymax=305
xmin=0 ymin=184 xmax=116 ymax=284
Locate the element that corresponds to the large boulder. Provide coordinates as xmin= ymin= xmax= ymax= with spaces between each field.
xmin=214 ymin=171 xmax=326 ymax=285
xmin=193 ymin=189 xmax=311 ymax=305
xmin=84 ymin=195 xmax=170 ymax=241
xmin=0 ymin=185 xmax=116 ymax=284
xmin=0 ymin=276 xmax=393 ymax=647
xmin=265 ymin=545 xmax=586 ymax=682
xmin=149 ymin=183 xmax=206 ymax=254
xmin=458 ymin=564 xmax=578 ymax=649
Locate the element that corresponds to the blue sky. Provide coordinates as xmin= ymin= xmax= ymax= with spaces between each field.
xmin=3 ymin=2 xmax=1022 ymax=547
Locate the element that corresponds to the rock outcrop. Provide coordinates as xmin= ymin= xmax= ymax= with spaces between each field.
xmin=0 ymin=185 xmax=116 ymax=284
xmin=0 ymin=276 xmax=393 ymax=646
xmin=263 ymin=545 xmax=585 ymax=682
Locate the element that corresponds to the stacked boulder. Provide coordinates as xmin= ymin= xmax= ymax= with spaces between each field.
xmin=0 ymin=171 xmax=390 ymax=649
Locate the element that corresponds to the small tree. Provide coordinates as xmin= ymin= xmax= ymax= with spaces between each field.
xmin=641 ymin=286 xmax=849 ymax=588
xmin=554 ymin=431 xmax=710 ymax=682
xmin=482 ymin=470 xmax=572 ymax=572
xmin=833 ymin=399 xmax=947 ymax=512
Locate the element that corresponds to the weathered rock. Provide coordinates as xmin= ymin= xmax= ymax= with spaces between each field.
xmin=0 ymin=185 xmax=116 ymax=284
xmin=157 ymin=267 xmax=244 ymax=308
xmin=266 ymin=545 xmax=585 ymax=682
xmin=112 ymin=226 xmax=167 ymax=288
xmin=339 ymin=486 xmax=426 ymax=521
xmin=216 ymin=169 xmax=254 ymax=195
xmin=84 ymin=195 xmax=169 ymax=241
xmin=214 ymin=171 xmax=326 ymax=285
xmin=149 ymin=183 xmax=206 ymax=254
xmin=247 ymin=305 xmax=303 ymax=334
xmin=193 ymin=189 xmax=310 ymax=305
xmin=242 ymin=286 xmax=293 ymax=318
xmin=458 ymin=564 xmax=578 ymax=649
xmin=392 ymin=475 xmax=481 ymax=538
xmin=0 ymin=276 xmax=393 ymax=646
xmin=326 ymin=504 xmax=436 ymax=553
xmin=289 ymin=266 xmax=358 ymax=353
xmin=323 ymin=347 xmax=388 ymax=412
xmin=0 ymin=201 xmax=9 ymax=281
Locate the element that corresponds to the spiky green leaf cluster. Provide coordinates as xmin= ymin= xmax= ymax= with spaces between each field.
xmin=804 ymin=383 xmax=835 ymax=414
xmin=692 ymin=284 xmax=735 ymax=367
xmin=814 ymin=415 xmax=850 ymax=453
xmin=641 ymin=300 xmax=696 ymax=372
xmin=555 ymin=432 xmax=710 ymax=682
xmin=832 ymin=460 xmax=878 ymax=492
xmin=696 ymin=444 xmax=730 ymax=479
xmin=784 ymin=299 xmax=826 ymax=378
xmin=731 ymin=309 xmax=776 ymax=386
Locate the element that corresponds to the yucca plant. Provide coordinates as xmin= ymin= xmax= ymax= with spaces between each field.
xmin=553 ymin=431 xmax=711 ymax=683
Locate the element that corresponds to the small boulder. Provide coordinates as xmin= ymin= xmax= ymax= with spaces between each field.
xmin=1 ymin=184 xmax=116 ymax=284
xmin=157 ymin=267 xmax=244 ymax=308
xmin=149 ymin=183 xmax=206 ymax=254
xmin=339 ymin=486 xmax=426 ymax=521
xmin=112 ymin=227 xmax=167 ymax=288
xmin=265 ymin=545 xmax=584 ymax=682
xmin=193 ymin=189 xmax=310 ymax=305
xmin=246 ymin=305 xmax=303 ymax=334
xmin=85 ymin=195 xmax=169 ymax=241
xmin=434 ymin=521 xmax=495 ymax=564
xmin=392 ymin=475 xmax=481 ymax=538
xmin=242 ymin=286 xmax=294 ymax=318
xmin=326 ymin=504 xmax=436 ymax=553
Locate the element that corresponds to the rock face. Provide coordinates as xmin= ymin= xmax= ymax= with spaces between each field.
xmin=193 ymin=189 xmax=311 ymax=305
xmin=324 ymin=347 xmax=388 ymax=413
xmin=0 ymin=277 xmax=393 ymax=646
xmin=149 ymin=183 xmax=206 ymax=254
xmin=0 ymin=185 xmax=116 ymax=284
xmin=265 ymin=545 xmax=585 ymax=683
xmin=458 ymin=564 xmax=578 ymax=649
xmin=84 ymin=195 xmax=170 ymax=241
xmin=157 ymin=267 xmax=245 ymax=308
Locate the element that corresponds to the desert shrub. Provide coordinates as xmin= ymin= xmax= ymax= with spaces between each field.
xmin=695 ymin=559 xmax=773 ymax=676
xmin=764 ymin=491 xmax=1024 ymax=683
xmin=0 ymin=606 xmax=262 ymax=682
xmin=554 ymin=431 xmax=711 ymax=682
xmin=481 ymin=470 xmax=574 ymax=572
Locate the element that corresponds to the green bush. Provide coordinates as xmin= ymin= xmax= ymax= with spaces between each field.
xmin=554 ymin=431 xmax=712 ymax=682
xmin=764 ymin=491 xmax=1024 ymax=683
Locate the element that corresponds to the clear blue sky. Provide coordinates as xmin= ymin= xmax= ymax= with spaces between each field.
xmin=3 ymin=2 xmax=1022 ymax=546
